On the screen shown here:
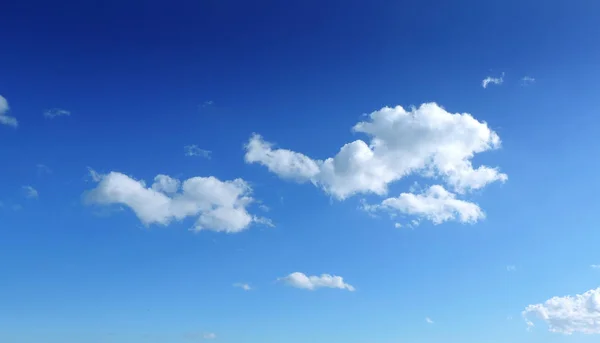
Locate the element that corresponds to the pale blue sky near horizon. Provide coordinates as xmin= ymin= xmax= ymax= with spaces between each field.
xmin=1 ymin=1 xmax=600 ymax=342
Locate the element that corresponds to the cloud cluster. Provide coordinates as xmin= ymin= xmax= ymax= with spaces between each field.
xmin=0 ymin=95 xmax=18 ymax=128
xmin=246 ymin=103 xmax=505 ymax=225
xmin=85 ymin=171 xmax=269 ymax=233
xmin=279 ymin=272 xmax=355 ymax=291
xmin=523 ymin=287 xmax=600 ymax=334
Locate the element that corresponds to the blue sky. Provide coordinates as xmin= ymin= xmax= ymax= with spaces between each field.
xmin=1 ymin=1 xmax=600 ymax=342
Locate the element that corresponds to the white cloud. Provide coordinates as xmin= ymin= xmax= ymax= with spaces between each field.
xmin=22 ymin=186 xmax=39 ymax=199
xmin=426 ymin=317 xmax=434 ymax=324
xmin=233 ymin=283 xmax=252 ymax=291
xmin=203 ymin=333 xmax=216 ymax=340
xmin=44 ymin=108 xmax=71 ymax=119
xmin=368 ymin=185 xmax=484 ymax=224
xmin=245 ymin=103 xmax=505 ymax=202
xmin=482 ymin=73 xmax=504 ymax=88
xmin=0 ymin=95 xmax=18 ymax=128
xmin=36 ymin=164 xmax=52 ymax=175
xmin=521 ymin=76 xmax=536 ymax=85
xmin=279 ymin=272 xmax=355 ymax=291
xmin=507 ymin=265 xmax=517 ymax=272
xmin=523 ymin=287 xmax=600 ymax=334
xmin=84 ymin=170 xmax=269 ymax=233
xmin=151 ymin=174 xmax=180 ymax=194
xmin=185 ymin=145 xmax=212 ymax=159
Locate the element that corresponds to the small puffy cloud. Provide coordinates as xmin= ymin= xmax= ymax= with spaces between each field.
xmin=521 ymin=76 xmax=536 ymax=86
xmin=22 ymin=186 xmax=39 ymax=199
xmin=84 ymin=170 xmax=269 ymax=233
xmin=203 ymin=333 xmax=216 ymax=340
xmin=0 ymin=95 xmax=18 ymax=128
xmin=44 ymin=108 xmax=71 ymax=119
xmin=366 ymin=185 xmax=484 ymax=225
xmin=246 ymin=103 xmax=505 ymax=201
xmin=233 ymin=283 xmax=252 ymax=291
xmin=482 ymin=72 xmax=504 ymax=88
xmin=279 ymin=272 xmax=355 ymax=291
xmin=185 ymin=145 xmax=212 ymax=159
xmin=426 ymin=317 xmax=434 ymax=324
xmin=523 ymin=287 xmax=600 ymax=334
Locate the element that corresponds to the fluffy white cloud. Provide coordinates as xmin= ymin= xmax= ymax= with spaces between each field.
xmin=85 ymin=170 xmax=270 ymax=233
xmin=279 ymin=272 xmax=355 ymax=291
xmin=0 ymin=95 xmax=18 ymax=128
xmin=246 ymin=103 xmax=505 ymax=225
xmin=523 ymin=287 xmax=600 ymax=334
xmin=43 ymin=108 xmax=71 ymax=119
xmin=22 ymin=186 xmax=39 ymax=199
xmin=185 ymin=145 xmax=212 ymax=158
xmin=246 ymin=103 xmax=506 ymax=201
xmin=233 ymin=283 xmax=252 ymax=291
xmin=370 ymin=185 xmax=484 ymax=224
xmin=482 ymin=73 xmax=504 ymax=88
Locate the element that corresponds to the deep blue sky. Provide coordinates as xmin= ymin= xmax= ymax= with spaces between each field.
xmin=1 ymin=1 xmax=600 ymax=342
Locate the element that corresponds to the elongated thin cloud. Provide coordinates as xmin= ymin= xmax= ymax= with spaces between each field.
xmin=521 ymin=76 xmax=535 ymax=86
xmin=44 ymin=108 xmax=71 ymax=119
xmin=0 ymin=95 xmax=18 ymax=128
xmin=203 ymin=333 xmax=216 ymax=339
xmin=279 ymin=272 xmax=355 ymax=291
xmin=233 ymin=283 xmax=252 ymax=291
xmin=482 ymin=72 xmax=504 ymax=88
